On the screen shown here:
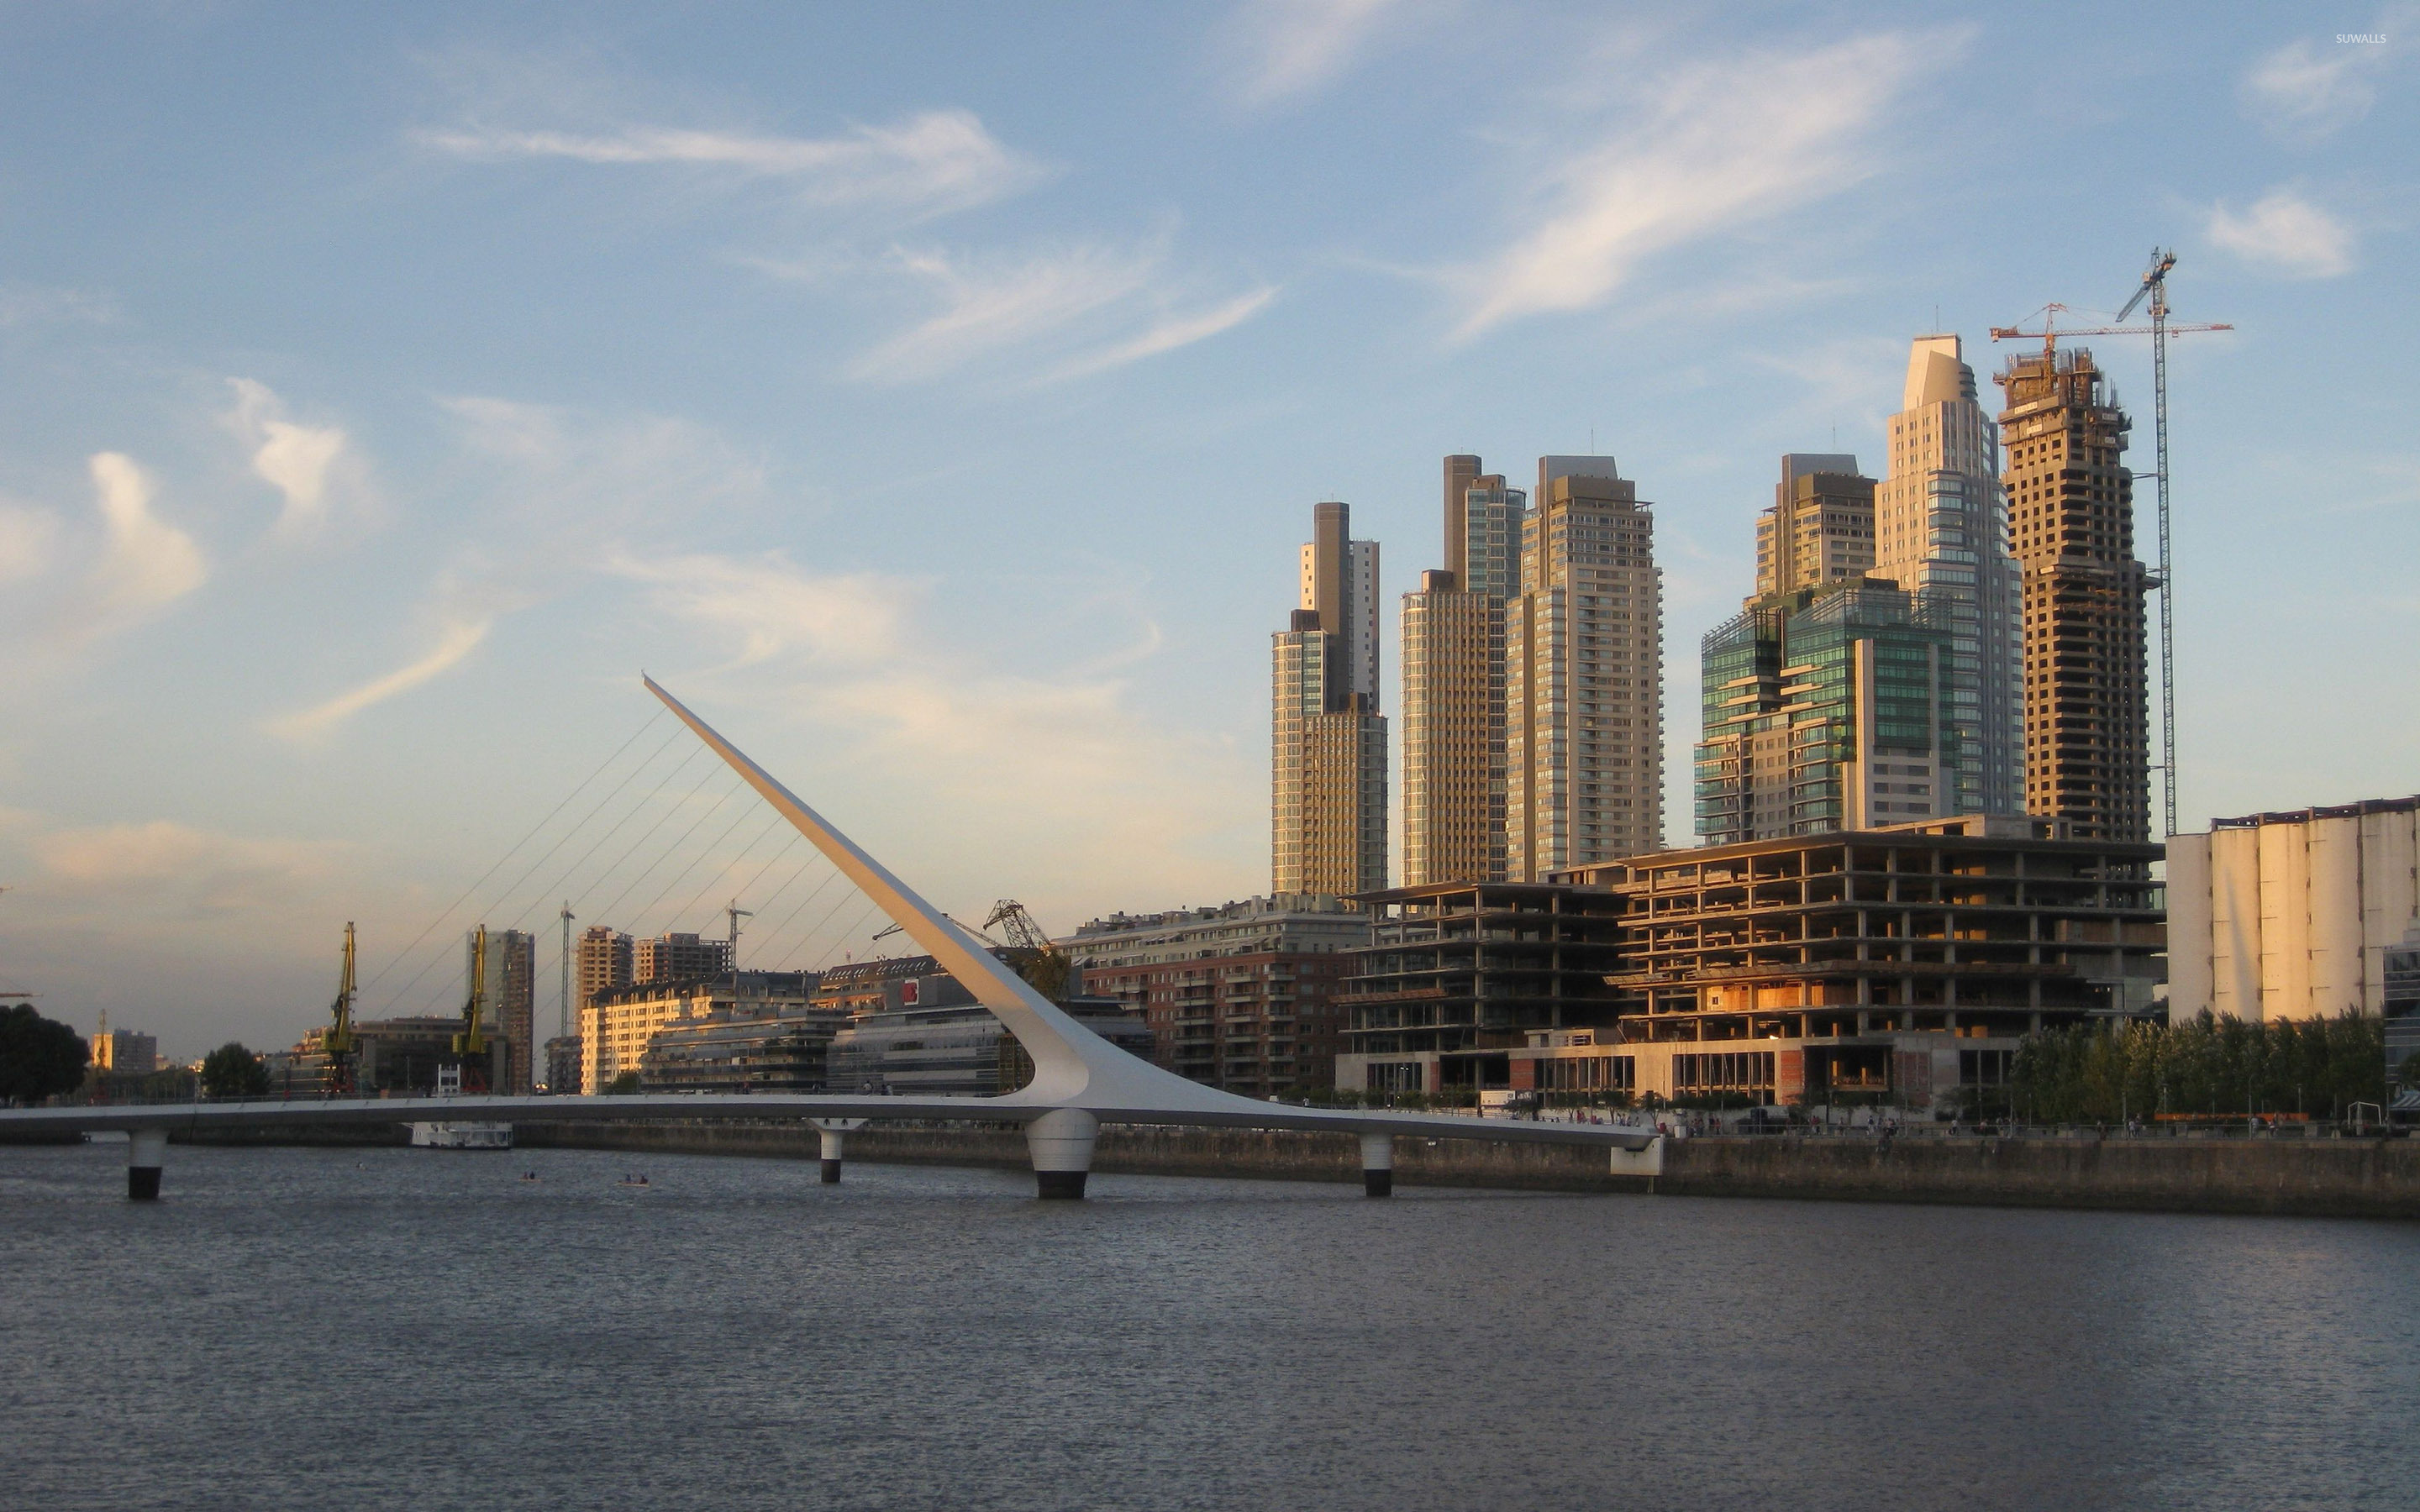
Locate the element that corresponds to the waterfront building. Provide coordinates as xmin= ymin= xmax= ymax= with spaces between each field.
xmin=1695 ymin=580 xmax=1957 ymax=846
xmin=2385 ymin=922 xmax=2420 ymax=1109
xmin=575 ymin=927 xmax=634 ymax=1023
xmin=543 ymin=1034 xmax=581 ymax=1095
xmin=633 ymin=931 xmax=731 ymax=987
xmin=345 ymin=1015 xmax=508 ymax=1096
xmin=1273 ymin=501 xmax=1387 ymax=895
xmin=634 ymin=976 xmax=840 ymax=1094
xmin=1878 ymin=336 xmax=2024 ymax=818
xmin=468 ymin=927 xmax=536 ymax=1093
xmin=89 ymin=1020 xmax=159 ymax=1075
xmin=1402 ymin=458 xmax=1524 ymax=886
xmin=1334 ymin=881 xmax=1628 ymax=1095
xmin=1061 ymin=894 xmax=1369 ymax=1095
xmin=1504 ymin=457 xmax=1664 ymax=877
xmin=1996 ymin=344 xmax=2150 ymax=840
xmin=822 ymin=959 xmax=1150 ymax=1095
xmin=1757 ymin=454 xmax=1874 ymax=598
xmin=2165 ymin=797 xmax=2420 ymax=1024
xmin=582 ymin=971 xmax=816 ymax=1093
xmin=1401 ymin=570 xmax=1505 ymax=885
xmin=1550 ymin=815 xmax=2164 ymax=1110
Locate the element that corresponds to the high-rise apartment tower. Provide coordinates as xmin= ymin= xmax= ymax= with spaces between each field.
xmin=1274 ymin=502 xmax=1388 ymax=895
xmin=1505 ymin=457 xmax=1664 ymax=877
xmin=1758 ymin=454 xmax=1875 ymax=598
xmin=1997 ymin=345 xmax=2150 ymax=842
xmin=1876 ymin=336 xmax=2024 ymax=817
xmin=1401 ymin=459 xmax=1523 ymax=885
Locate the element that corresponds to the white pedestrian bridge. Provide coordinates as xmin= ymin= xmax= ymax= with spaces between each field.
xmin=1 ymin=676 xmax=1658 ymax=1200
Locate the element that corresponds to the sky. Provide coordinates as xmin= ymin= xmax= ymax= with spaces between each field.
xmin=0 ymin=2 xmax=2412 ymax=1058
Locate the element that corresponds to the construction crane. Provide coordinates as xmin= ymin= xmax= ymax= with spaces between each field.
xmin=981 ymin=900 xmax=1072 ymax=1002
xmin=325 ymin=921 xmax=358 ymax=1095
xmin=1991 ymin=254 xmax=2232 ymax=841
xmin=452 ymin=926 xmax=490 ymax=1093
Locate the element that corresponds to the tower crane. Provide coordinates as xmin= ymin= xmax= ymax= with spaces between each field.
xmin=1991 ymin=251 xmax=2232 ymax=841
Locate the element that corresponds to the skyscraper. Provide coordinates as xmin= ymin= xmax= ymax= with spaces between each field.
xmin=1758 ymin=454 xmax=1875 ymax=598
xmin=1876 ymin=336 xmax=2024 ymax=817
xmin=1298 ymin=501 xmax=1381 ymax=705
xmin=1402 ymin=570 xmax=1504 ymax=885
xmin=1695 ymin=580 xmax=1957 ymax=845
xmin=1274 ymin=502 xmax=1387 ymax=895
xmin=1997 ymin=344 xmax=2150 ymax=842
xmin=1505 ymin=457 xmax=1664 ymax=877
xmin=1401 ymin=458 xmax=1523 ymax=885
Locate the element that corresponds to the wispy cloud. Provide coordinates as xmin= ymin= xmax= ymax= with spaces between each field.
xmin=266 ymin=618 xmax=492 ymax=741
xmin=86 ymin=453 xmax=206 ymax=635
xmin=608 ymin=549 xmax=912 ymax=668
xmin=1454 ymin=31 xmax=1942 ymax=337
xmin=2244 ymin=21 xmax=2407 ymax=140
xmin=2207 ymin=187 xmax=2357 ymax=277
xmin=226 ymin=379 xmax=357 ymax=535
xmin=418 ymin=108 xmax=1045 ymax=219
xmin=848 ymin=241 xmax=1276 ymax=385
xmin=1044 ymin=287 xmax=1278 ymax=382
xmin=850 ymin=244 xmax=1160 ymax=383
xmin=1218 ymin=0 xmax=1415 ymax=105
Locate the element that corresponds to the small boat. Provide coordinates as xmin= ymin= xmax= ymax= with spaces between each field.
xmin=618 ymin=1173 xmax=649 ymax=1187
xmin=410 ymin=1121 xmax=514 ymax=1150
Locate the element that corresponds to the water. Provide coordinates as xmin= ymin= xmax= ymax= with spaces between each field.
xmin=3 ymin=1142 xmax=2413 ymax=1511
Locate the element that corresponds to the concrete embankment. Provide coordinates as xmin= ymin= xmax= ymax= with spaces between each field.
xmin=509 ymin=1120 xmax=2420 ymax=1221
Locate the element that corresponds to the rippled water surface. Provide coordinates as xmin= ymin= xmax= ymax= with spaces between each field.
xmin=3 ymin=1141 xmax=2414 ymax=1510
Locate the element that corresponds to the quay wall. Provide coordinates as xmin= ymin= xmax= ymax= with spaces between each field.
xmin=502 ymin=1121 xmax=2420 ymax=1221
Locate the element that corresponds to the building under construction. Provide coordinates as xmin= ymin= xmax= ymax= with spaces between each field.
xmin=1547 ymin=815 xmax=2163 ymax=1110
xmin=1998 ymin=344 xmax=2153 ymax=843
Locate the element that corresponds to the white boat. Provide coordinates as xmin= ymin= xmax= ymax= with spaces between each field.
xmin=409 ymin=1063 xmax=513 ymax=1148
xmin=409 ymin=1121 xmax=515 ymax=1150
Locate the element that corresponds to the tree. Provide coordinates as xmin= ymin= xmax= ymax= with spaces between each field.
xmin=605 ymin=1071 xmax=640 ymax=1095
xmin=0 ymin=1003 xmax=90 ymax=1105
xmin=200 ymin=1042 xmax=270 ymax=1099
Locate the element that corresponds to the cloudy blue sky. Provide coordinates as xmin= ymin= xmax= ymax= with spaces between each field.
xmin=1 ymin=3 xmax=2411 ymax=1055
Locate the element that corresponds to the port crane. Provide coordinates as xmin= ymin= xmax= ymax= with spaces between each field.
xmin=325 ymin=922 xmax=359 ymax=1094
xmin=1990 ymin=250 xmax=2231 ymax=840
xmin=450 ymin=926 xmax=490 ymax=1094
xmin=981 ymin=900 xmax=1072 ymax=1002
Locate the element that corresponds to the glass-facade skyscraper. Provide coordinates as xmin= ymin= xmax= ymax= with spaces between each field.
xmin=1876 ymin=335 xmax=2023 ymax=818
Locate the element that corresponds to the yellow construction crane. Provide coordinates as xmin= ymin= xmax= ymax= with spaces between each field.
xmin=981 ymin=900 xmax=1071 ymax=1002
xmin=325 ymin=922 xmax=358 ymax=1094
xmin=453 ymin=926 xmax=490 ymax=1092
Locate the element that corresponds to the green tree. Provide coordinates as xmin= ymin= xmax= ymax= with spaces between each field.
xmin=200 ymin=1042 xmax=270 ymax=1099
xmin=604 ymin=1071 xmax=640 ymax=1095
xmin=0 ymin=1003 xmax=91 ymax=1105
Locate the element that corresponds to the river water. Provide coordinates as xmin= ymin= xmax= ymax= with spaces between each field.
xmin=3 ymin=1141 xmax=2412 ymax=1510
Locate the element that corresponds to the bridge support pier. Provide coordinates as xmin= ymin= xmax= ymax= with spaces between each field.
xmin=1027 ymin=1108 xmax=1097 ymax=1200
xmin=128 ymin=1127 xmax=167 ymax=1200
xmin=810 ymin=1118 xmax=867 ymax=1184
xmin=1360 ymin=1131 xmax=1393 ymax=1197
